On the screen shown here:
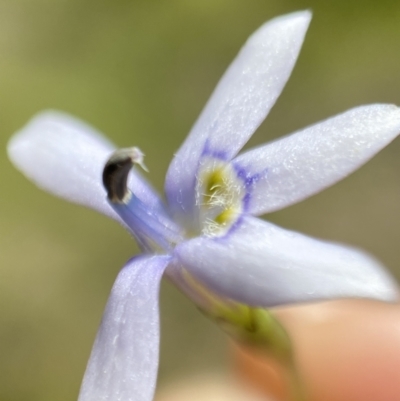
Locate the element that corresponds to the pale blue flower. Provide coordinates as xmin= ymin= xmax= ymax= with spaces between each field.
xmin=8 ymin=11 xmax=400 ymax=401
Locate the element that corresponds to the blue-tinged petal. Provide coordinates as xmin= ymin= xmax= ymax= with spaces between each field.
xmin=78 ymin=255 xmax=170 ymax=401
xmin=175 ymin=216 xmax=399 ymax=307
xmin=165 ymin=11 xmax=312 ymax=223
xmin=233 ymin=104 xmax=400 ymax=215
xmin=8 ymin=111 xmax=166 ymax=222
xmin=110 ymin=195 xmax=184 ymax=253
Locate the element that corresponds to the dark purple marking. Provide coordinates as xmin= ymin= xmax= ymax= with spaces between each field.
xmin=233 ymin=165 xmax=262 ymax=188
xmin=201 ymin=139 xmax=229 ymax=160
xmin=232 ymin=162 xmax=268 ymax=212
xmin=242 ymin=193 xmax=252 ymax=211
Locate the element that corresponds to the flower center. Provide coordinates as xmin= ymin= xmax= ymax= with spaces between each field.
xmin=196 ymin=158 xmax=246 ymax=237
xmin=102 ymin=148 xmax=249 ymax=251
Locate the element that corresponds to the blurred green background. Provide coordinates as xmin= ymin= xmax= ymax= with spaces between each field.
xmin=2 ymin=0 xmax=400 ymax=400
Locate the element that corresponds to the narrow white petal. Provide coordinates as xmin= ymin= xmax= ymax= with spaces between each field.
xmin=175 ymin=216 xmax=399 ymax=307
xmin=78 ymin=255 xmax=170 ymax=401
xmin=165 ymin=11 xmax=312 ymax=221
xmin=233 ymin=105 xmax=400 ymax=215
xmin=8 ymin=111 xmax=165 ymax=221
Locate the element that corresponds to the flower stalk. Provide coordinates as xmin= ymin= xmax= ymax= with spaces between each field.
xmin=203 ymin=294 xmax=307 ymax=400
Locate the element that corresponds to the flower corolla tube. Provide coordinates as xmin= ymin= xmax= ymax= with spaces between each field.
xmin=8 ymin=10 xmax=400 ymax=401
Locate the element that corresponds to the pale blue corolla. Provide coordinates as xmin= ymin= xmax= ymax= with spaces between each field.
xmin=8 ymin=10 xmax=400 ymax=401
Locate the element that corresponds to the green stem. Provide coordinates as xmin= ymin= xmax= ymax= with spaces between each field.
xmin=204 ymin=304 xmax=308 ymax=401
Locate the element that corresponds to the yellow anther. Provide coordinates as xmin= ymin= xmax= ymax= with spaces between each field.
xmin=214 ymin=208 xmax=236 ymax=225
xmin=204 ymin=169 xmax=225 ymax=197
xmin=197 ymin=160 xmax=245 ymax=236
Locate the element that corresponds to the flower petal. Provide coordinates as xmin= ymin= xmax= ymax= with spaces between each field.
xmin=175 ymin=216 xmax=399 ymax=307
xmin=233 ymin=104 xmax=400 ymax=215
xmin=78 ymin=255 xmax=170 ymax=401
xmin=165 ymin=11 xmax=311 ymax=222
xmin=8 ymin=111 xmax=165 ymax=221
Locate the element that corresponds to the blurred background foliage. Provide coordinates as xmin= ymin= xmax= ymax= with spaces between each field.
xmin=1 ymin=0 xmax=400 ymax=400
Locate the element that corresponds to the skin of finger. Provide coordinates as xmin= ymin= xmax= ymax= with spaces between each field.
xmin=235 ymin=300 xmax=400 ymax=401
xmin=233 ymin=346 xmax=287 ymax=400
